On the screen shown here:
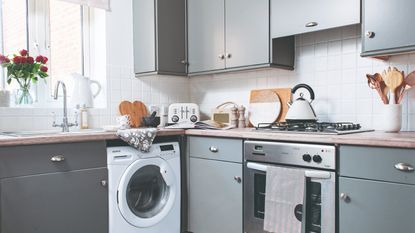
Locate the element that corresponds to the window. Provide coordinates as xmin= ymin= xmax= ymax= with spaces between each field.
xmin=0 ymin=0 xmax=106 ymax=107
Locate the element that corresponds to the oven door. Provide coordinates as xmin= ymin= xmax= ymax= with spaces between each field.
xmin=244 ymin=162 xmax=336 ymax=233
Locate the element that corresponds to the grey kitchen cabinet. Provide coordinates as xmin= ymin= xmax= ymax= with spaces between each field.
xmin=0 ymin=141 xmax=108 ymax=233
xmin=361 ymin=0 xmax=415 ymax=56
xmin=339 ymin=145 xmax=415 ymax=233
xmin=271 ymin=0 xmax=360 ymax=38
xmin=187 ymin=136 xmax=243 ymax=233
xmin=188 ymin=0 xmax=294 ymax=75
xmin=133 ymin=0 xmax=186 ymax=76
xmin=339 ymin=177 xmax=415 ymax=233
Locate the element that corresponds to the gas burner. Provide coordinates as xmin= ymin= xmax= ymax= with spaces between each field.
xmin=256 ymin=122 xmax=371 ymax=135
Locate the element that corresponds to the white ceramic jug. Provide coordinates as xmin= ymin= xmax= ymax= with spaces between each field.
xmin=70 ymin=73 xmax=102 ymax=108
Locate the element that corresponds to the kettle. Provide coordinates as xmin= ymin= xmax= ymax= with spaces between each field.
xmin=70 ymin=73 xmax=102 ymax=108
xmin=285 ymin=84 xmax=317 ymax=122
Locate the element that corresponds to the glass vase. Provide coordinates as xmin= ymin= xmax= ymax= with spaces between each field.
xmin=16 ymin=84 xmax=33 ymax=105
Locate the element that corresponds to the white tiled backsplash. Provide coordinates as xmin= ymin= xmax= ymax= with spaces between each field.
xmin=190 ymin=25 xmax=415 ymax=131
xmin=1 ymin=21 xmax=415 ymax=131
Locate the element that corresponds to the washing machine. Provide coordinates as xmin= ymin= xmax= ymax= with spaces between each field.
xmin=107 ymin=142 xmax=180 ymax=233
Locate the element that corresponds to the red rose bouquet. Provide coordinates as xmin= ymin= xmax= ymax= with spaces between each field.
xmin=0 ymin=49 xmax=49 ymax=104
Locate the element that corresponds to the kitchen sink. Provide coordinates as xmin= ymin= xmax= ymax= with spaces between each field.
xmin=0 ymin=129 xmax=106 ymax=137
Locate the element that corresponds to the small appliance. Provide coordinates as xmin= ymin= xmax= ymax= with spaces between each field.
xmin=70 ymin=73 xmax=102 ymax=108
xmin=285 ymin=84 xmax=317 ymax=122
xmin=211 ymin=102 xmax=237 ymax=125
xmin=168 ymin=103 xmax=200 ymax=124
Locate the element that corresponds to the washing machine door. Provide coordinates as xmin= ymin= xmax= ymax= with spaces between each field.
xmin=117 ymin=157 xmax=177 ymax=228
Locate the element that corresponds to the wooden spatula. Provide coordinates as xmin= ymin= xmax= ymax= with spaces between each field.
xmin=119 ymin=101 xmax=149 ymax=127
xmin=382 ymin=67 xmax=404 ymax=104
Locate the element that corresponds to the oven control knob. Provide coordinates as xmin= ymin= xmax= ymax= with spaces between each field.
xmin=313 ymin=155 xmax=322 ymax=163
xmin=302 ymin=154 xmax=312 ymax=162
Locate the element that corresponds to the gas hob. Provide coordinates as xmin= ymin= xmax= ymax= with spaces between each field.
xmin=255 ymin=122 xmax=374 ymax=135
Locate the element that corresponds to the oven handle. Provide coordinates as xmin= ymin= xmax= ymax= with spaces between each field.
xmin=247 ymin=162 xmax=332 ymax=180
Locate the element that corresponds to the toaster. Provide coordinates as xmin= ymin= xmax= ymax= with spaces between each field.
xmin=168 ymin=103 xmax=200 ymax=124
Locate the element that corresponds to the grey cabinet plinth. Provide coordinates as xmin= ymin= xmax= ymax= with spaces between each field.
xmin=188 ymin=157 xmax=242 ymax=233
xmin=133 ymin=0 xmax=186 ymax=76
xmin=0 ymin=168 xmax=108 ymax=233
xmin=362 ymin=0 xmax=415 ymax=56
xmin=339 ymin=177 xmax=415 ymax=233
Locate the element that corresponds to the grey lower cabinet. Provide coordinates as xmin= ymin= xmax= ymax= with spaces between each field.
xmin=339 ymin=145 xmax=415 ymax=233
xmin=339 ymin=177 xmax=415 ymax=233
xmin=0 ymin=141 xmax=108 ymax=233
xmin=187 ymin=136 xmax=243 ymax=233
xmin=133 ymin=0 xmax=186 ymax=75
xmin=362 ymin=0 xmax=415 ymax=57
xmin=271 ymin=0 xmax=360 ymax=38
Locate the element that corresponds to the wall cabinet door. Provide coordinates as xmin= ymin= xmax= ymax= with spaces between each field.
xmin=362 ymin=0 xmax=415 ymax=56
xmin=188 ymin=0 xmax=225 ymax=73
xmin=188 ymin=157 xmax=242 ymax=233
xmin=271 ymin=0 xmax=360 ymax=38
xmin=225 ymin=0 xmax=269 ymax=68
xmin=0 ymin=168 xmax=108 ymax=233
xmin=339 ymin=177 xmax=415 ymax=233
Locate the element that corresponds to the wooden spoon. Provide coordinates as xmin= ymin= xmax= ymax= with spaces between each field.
xmin=382 ymin=67 xmax=404 ymax=104
xmin=397 ymin=71 xmax=415 ymax=104
xmin=366 ymin=73 xmax=389 ymax=104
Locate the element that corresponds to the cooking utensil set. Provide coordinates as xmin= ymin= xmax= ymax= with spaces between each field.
xmin=367 ymin=67 xmax=414 ymax=105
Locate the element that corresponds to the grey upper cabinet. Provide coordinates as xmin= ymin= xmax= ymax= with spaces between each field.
xmin=271 ymin=0 xmax=360 ymax=38
xmin=361 ymin=0 xmax=415 ymax=56
xmin=188 ymin=0 xmax=225 ymax=73
xmin=339 ymin=177 xmax=415 ymax=233
xmin=225 ymin=0 xmax=269 ymax=69
xmin=133 ymin=0 xmax=186 ymax=76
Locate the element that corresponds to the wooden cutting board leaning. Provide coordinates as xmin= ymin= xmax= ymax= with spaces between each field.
xmin=119 ymin=101 xmax=149 ymax=128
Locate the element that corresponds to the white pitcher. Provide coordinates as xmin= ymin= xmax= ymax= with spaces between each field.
xmin=70 ymin=73 xmax=102 ymax=108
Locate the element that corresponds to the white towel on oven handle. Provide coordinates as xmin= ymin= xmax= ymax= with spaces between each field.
xmin=263 ymin=166 xmax=305 ymax=233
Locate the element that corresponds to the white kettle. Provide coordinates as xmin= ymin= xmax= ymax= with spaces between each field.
xmin=70 ymin=73 xmax=102 ymax=108
xmin=285 ymin=84 xmax=317 ymax=122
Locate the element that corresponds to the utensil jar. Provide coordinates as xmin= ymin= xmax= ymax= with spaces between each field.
xmin=382 ymin=104 xmax=402 ymax=133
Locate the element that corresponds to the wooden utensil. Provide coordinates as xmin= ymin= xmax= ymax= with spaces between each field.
xmin=397 ymin=71 xmax=415 ymax=104
xmin=382 ymin=67 xmax=404 ymax=104
xmin=119 ymin=101 xmax=149 ymax=127
xmin=366 ymin=73 xmax=389 ymax=104
xmin=249 ymin=89 xmax=282 ymax=127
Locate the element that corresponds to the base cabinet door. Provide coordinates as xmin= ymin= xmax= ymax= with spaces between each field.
xmin=0 ymin=168 xmax=108 ymax=233
xmin=188 ymin=157 xmax=242 ymax=233
xmin=339 ymin=177 xmax=415 ymax=233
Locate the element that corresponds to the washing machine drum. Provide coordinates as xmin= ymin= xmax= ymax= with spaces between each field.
xmin=118 ymin=157 xmax=177 ymax=228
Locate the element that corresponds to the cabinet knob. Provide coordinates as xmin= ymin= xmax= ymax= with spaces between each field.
xmin=101 ymin=180 xmax=108 ymax=187
xmin=365 ymin=31 xmax=375 ymax=38
xmin=395 ymin=163 xmax=414 ymax=172
xmin=226 ymin=53 xmax=232 ymax=59
xmin=181 ymin=60 xmax=189 ymax=65
xmin=209 ymin=146 xmax=219 ymax=153
xmin=218 ymin=54 xmax=225 ymax=60
xmin=234 ymin=176 xmax=242 ymax=183
xmin=50 ymin=155 xmax=65 ymax=162
xmin=305 ymin=22 xmax=318 ymax=27
xmin=340 ymin=193 xmax=351 ymax=203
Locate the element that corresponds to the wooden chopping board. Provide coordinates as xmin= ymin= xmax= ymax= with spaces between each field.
xmin=119 ymin=101 xmax=148 ymax=128
xmin=249 ymin=88 xmax=292 ymax=126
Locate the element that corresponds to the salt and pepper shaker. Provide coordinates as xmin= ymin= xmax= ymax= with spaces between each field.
xmin=230 ymin=106 xmax=239 ymax=128
xmin=238 ymin=105 xmax=246 ymax=128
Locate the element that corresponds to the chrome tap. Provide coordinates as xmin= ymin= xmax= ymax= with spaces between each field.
xmin=53 ymin=81 xmax=77 ymax=132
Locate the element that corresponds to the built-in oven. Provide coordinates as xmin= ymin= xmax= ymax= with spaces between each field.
xmin=244 ymin=141 xmax=336 ymax=233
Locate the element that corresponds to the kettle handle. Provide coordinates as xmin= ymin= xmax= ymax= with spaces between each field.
xmin=292 ymin=84 xmax=315 ymax=101
xmin=90 ymin=80 xmax=102 ymax=98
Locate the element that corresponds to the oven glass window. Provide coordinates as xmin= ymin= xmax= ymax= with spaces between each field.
xmin=126 ymin=165 xmax=170 ymax=218
xmin=306 ymin=181 xmax=322 ymax=233
xmin=254 ymin=173 xmax=266 ymax=219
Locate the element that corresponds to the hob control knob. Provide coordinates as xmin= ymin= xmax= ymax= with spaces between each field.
xmin=302 ymin=154 xmax=312 ymax=162
xmin=313 ymin=155 xmax=322 ymax=163
xmin=171 ymin=115 xmax=179 ymax=123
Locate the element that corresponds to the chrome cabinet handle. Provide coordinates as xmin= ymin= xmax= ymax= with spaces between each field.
xmin=181 ymin=60 xmax=188 ymax=65
xmin=395 ymin=163 xmax=414 ymax=172
xmin=234 ymin=176 xmax=242 ymax=183
xmin=305 ymin=22 xmax=318 ymax=27
xmin=226 ymin=53 xmax=232 ymax=59
xmin=218 ymin=54 xmax=225 ymax=60
xmin=51 ymin=155 xmax=65 ymax=162
xmin=101 ymin=180 xmax=108 ymax=187
xmin=340 ymin=193 xmax=351 ymax=203
xmin=209 ymin=146 xmax=218 ymax=153
xmin=365 ymin=31 xmax=375 ymax=38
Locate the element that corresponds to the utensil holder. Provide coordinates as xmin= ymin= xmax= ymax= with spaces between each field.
xmin=382 ymin=104 xmax=402 ymax=133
